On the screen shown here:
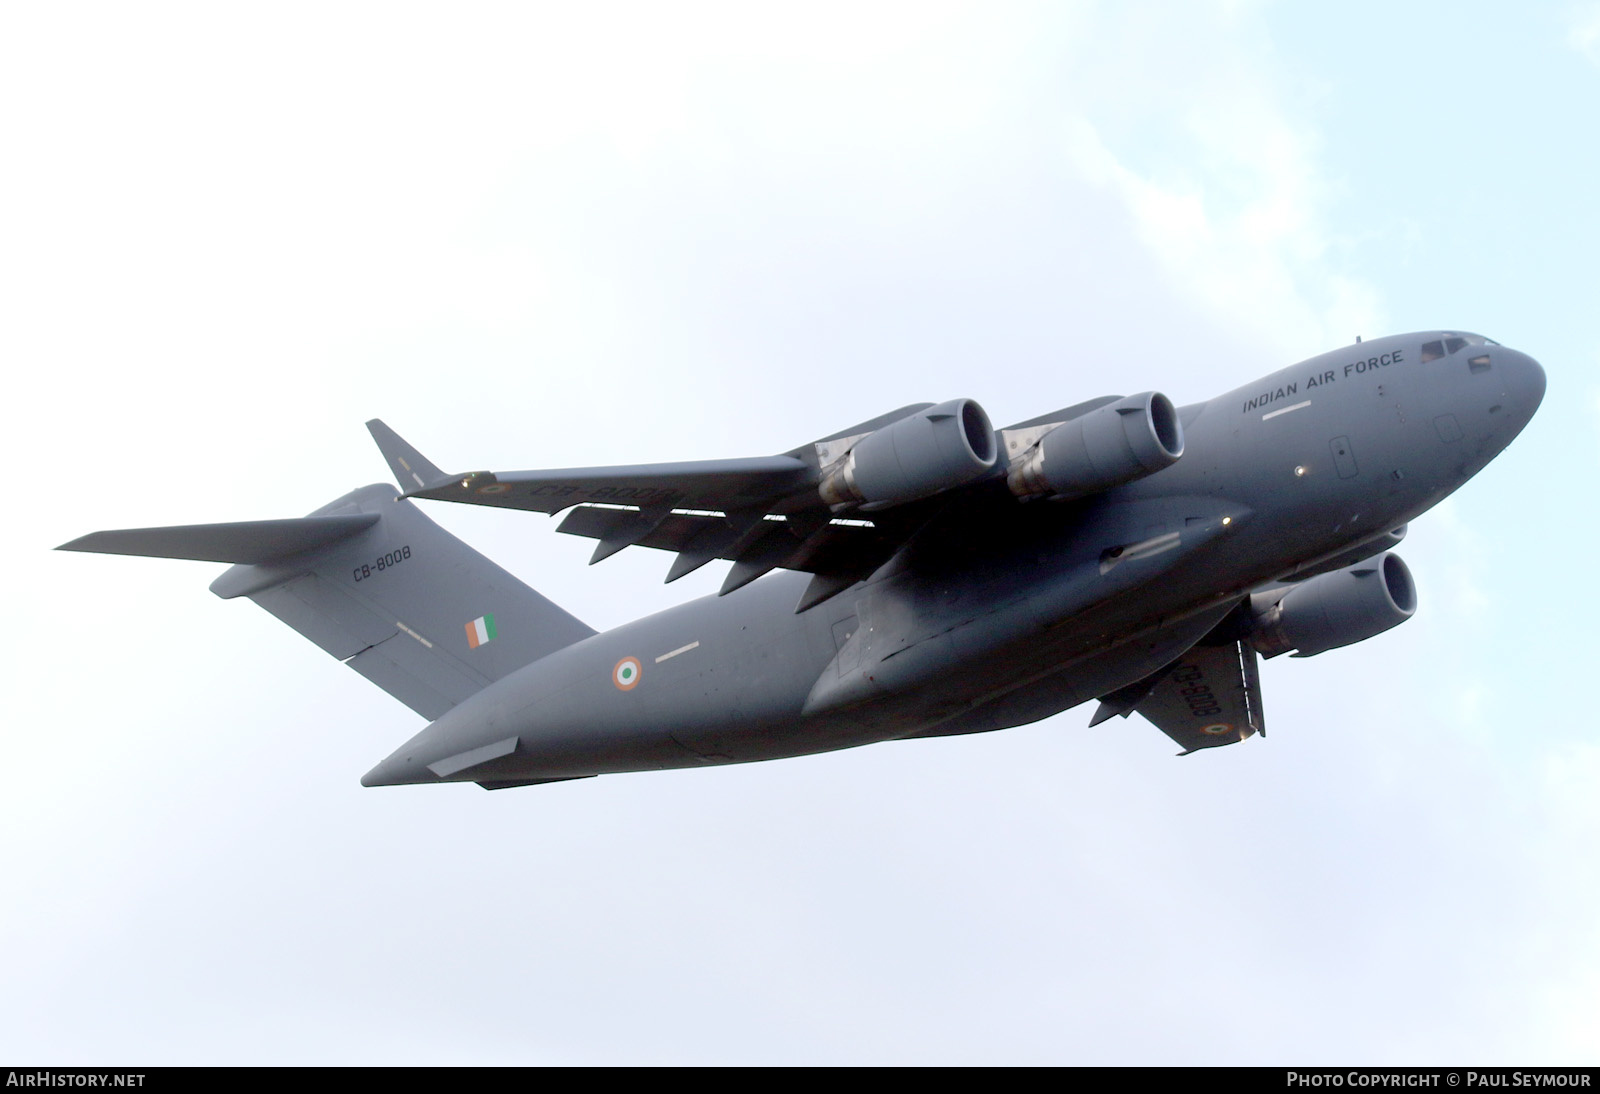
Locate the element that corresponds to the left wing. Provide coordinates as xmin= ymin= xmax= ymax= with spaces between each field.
xmin=366 ymin=411 xmax=938 ymax=608
xmin=1091 ymin=639 xmax=1265 ymax=754
xmin=366 ymin=392 xmax=1159 ymax=612
xmin=369 ymin=416 xmax=817 ymax=514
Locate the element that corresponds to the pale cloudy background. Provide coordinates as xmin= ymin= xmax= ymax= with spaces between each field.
xmin=2 ymin=1 xmax=1596 ymax=1065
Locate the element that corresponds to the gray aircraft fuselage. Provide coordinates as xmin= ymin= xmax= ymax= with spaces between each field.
xmin=360 ymin=331 xmax=1544 ymax=787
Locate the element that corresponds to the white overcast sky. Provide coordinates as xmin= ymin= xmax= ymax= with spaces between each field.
xmin=2 ymin=1 xmax=1597 ymax=1065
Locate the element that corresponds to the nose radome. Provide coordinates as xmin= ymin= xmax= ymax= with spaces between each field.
xmin=1500 ymin=348 xmax=1547 ymax=418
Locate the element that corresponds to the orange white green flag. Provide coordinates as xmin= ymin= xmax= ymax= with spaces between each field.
xmin=465 ymin=614 xmax=496 ymax=649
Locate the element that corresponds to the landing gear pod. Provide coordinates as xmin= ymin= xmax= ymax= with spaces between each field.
xmin=1006 ymin=392 xmax=1184 ymax=501
xmin=1250 ymin=552 xmax=1418 ymax=658
xmin=818 ymin=398 xmax=998 ymax=509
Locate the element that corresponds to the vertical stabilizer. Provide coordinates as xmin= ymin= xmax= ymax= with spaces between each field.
xmin=63 ymin=484 xmax=595 ymax=720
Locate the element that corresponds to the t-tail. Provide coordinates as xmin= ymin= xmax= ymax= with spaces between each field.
xmin=57 ymin=483 xmax=595 ymax=720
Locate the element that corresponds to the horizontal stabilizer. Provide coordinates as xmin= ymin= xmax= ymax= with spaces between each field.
xmin=57 ymin=514 xmax=379 ymax=564
xmin=367 ymin=419 xmax=453 ymax=493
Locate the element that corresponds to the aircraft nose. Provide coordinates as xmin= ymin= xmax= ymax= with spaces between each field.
xmin=1498 ymin=347 xmax=1547 ymax=421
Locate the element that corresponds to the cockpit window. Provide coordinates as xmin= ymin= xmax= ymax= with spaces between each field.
xmin=1422 ymin=332 xmax=1497 ymax=362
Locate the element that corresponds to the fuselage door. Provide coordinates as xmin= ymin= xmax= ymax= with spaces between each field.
xmin=1330 ymin=435 xmax=1359 ymax=480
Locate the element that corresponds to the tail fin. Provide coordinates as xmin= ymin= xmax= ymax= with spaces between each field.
xmin=58 ymin=484 xmax=595 ymax=719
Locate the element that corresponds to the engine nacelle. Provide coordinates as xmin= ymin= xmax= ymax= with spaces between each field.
xmin=818 ymin=398 xmax=997 ymax=509
xmin=1249 ymin=552 xmax=1417 ymax=658
xmin=1006 ymin=392 xmax=1184 ymax=501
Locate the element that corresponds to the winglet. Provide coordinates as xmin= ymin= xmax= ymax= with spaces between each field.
xmin=366 ymin=419 xmax=453 ymax=494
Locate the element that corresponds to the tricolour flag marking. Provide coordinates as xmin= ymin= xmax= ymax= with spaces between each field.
xmin=465 ymin=614 xmax=497 ymax=649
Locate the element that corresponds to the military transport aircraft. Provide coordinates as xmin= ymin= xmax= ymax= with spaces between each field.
xmin=60 ymin=331 xmax=1544 ymax=789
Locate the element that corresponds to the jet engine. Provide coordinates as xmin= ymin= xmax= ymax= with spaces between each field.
xmin=818 ymin=398 xmax=998 ymax=509
xmin=1006 ymin=392 xmax=1184 ymax=501
xmin=1249 ymin=552 xmax=1417 ymax=658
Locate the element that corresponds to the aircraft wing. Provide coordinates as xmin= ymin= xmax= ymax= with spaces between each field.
xmin=1090 ymin=639 xmax=1265 ymax=754
xmin=366 ymin=392 xmax=1162 ymax=610
xmin=410 ymin=456 xmax=815 ymax=515
xmin=366 ymin=411 xmax=938 ymax=606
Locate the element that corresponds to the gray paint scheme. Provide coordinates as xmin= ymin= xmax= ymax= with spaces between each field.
xmin=58 ymin=331 xmax=1545 ymax=787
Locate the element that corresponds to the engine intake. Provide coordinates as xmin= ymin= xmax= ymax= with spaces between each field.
xmin=1250 ymin=552 xmax=1417 ymax=658
xmin=1007 ymin=392 xmax=1184 ymax=501
xmin=818 ymin=399 xmax=997 ymax=509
